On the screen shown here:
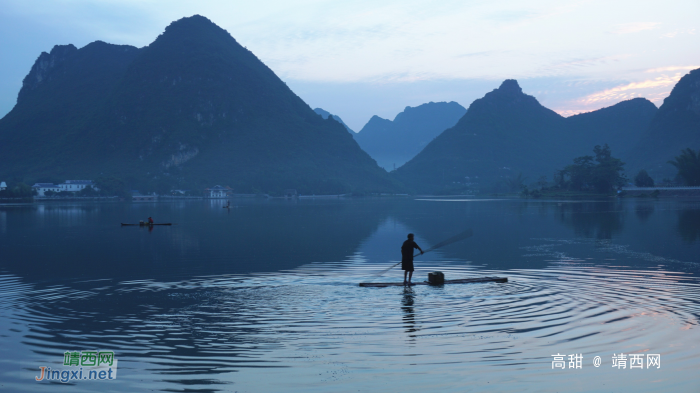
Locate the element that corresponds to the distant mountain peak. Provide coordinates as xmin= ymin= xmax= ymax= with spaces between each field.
xmin=365 ymin=115 xmax=392 ymax=129
xmin=394 ymin=101 xmax=464 ymax=122
xmin=368 ymin=114 xmax=388 ymax=122
xmin=153 ymin=15 xmax=240 ymax=48
xmin=472 ymin=79 xmax=548 ymax=114
xmin=167 ymin=14 xmax=218 ymax=30
xmin=21 ymin=44 xmax=78 ymax=92
xmin=313 ymin=108 xmax=354 ymax=133
xmin=49 ymin=44 xmax=78 ymax=57
xmin=355 ymin=101 xmax=467 ymax=170
xmin=497 ymin=79 xmax=523 ymax=95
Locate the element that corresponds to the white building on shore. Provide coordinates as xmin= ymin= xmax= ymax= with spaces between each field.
xmin=205 ymin=185 xmax=231 ymax=198
xmin=32 ymin=183 xmax=61 ymax=196
xmin=0 ymin=182 xmax=6 ymax=191
xmin=59 ymin=180 xmax=95 ymax=192
xmin=30 ymin=180 xmax=97 ymax=196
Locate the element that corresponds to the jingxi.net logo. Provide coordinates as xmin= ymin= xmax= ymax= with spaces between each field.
xmin=35 ymin=350 xmax=117 ymax=383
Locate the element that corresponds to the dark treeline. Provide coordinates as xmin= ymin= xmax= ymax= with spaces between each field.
xmin=522 ymin=144 xmax=625 ymax=196
xmin=0 ymin=183 xmax=36 ymax=198
xmin=634 ymin=170 xmax=654 ymax=187
xmin=668 ymin=148 xmax=700 ymax=186
xmin=555 ymin=144 xmax=626 ymax=193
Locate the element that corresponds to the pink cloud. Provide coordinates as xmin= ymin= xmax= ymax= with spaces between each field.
xmin=550 ymin=68 xmax=699 ymax=117
xmin=575 ymin=74 xmax=683 ymax=106
xmin=645 ymin=65 xmax=700 ymax=73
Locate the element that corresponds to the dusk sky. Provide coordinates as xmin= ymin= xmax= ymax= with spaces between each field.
xmin=1 ymin=0 xmax=699 ymax=130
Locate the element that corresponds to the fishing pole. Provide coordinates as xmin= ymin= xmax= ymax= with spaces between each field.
xmin=375 ymin=229 xmax=473 ymax=277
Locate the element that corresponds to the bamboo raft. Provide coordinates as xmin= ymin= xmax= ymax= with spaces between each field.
xmin=359 ymin=276 xmax=507 ymax=287
xmin=121 ymin=223 xmax=172 ymax=226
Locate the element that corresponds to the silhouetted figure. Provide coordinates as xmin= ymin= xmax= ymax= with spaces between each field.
xmin=401 ymin=233 xmax=423 ymax=285
xmin=148 ymin=217 xmax=154 ymax=224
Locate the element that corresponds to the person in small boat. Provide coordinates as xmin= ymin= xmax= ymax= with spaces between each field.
xmin=148 ymin=217 xmax=154 ymax=224
xmin=401 ymin=233 xmax=423 ymax=285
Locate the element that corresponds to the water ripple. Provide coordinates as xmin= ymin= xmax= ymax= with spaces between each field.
xmin=2 ymin=259 xmax=699 ymax=391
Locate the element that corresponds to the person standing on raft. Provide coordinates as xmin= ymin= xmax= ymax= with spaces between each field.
xmin=401 ymin=233 xmax=423 ymax=285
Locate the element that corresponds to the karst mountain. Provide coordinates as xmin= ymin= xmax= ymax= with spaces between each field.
xmin=354 ymin=102 xmax=467 ymax=171
xmin=393 ymin=80 xmax=657 ymax=193
xmin=0 ymin=15 xmax=400 ymax=194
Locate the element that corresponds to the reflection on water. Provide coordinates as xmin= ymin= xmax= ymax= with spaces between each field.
xmin=0 ymin=198 xmax=699 ymax=392
xmin=556 ymin=201 xmax=624 ymax=239
xmin=678 ymin=207 xmax=700 ymax=243
xmin=401 ymin=287 xmax=419 ymax=339
xmin=0 ymin=200 xmax=392 ymax=281
xmin=634 ymin=201 xmax=654 ymax=222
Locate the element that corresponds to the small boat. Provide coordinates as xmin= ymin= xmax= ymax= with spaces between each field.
xmin=359 ymin=276 xmax=507 ymax=287
xmin=121 ymin=223 xmax=173 ymax=226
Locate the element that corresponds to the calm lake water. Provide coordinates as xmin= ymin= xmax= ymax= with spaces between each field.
xmin=0 ymin=197 xmax=699 ymax=392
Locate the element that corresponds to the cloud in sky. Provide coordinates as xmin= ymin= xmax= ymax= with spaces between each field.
xmin=536 ymin=55 xmax=633 ymax=77
xmin=662 ymin=30 xmax=679 ymax=38
xmin=550 ymin=66 xmax=698 ymax=118
xmin=645 ymin=65 xmax=700 ymax=73
xmin=609 ymin=22 xmax=660 ymax=35
xmin=0 ymin=0 xmax=699 ymax=128
xmin=577 ymin=75 xmax=681 ymax=105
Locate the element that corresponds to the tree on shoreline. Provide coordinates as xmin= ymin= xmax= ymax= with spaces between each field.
xmin=668 ymin=148 xmax=700 ymax=186
xmin=556 ymin=144 xmax=626 ymax=193
xmin=634 ymin=170 xmax=654 ymax=187
xmin=0 ymin=182 xmax=36 ymax=198
xmin=505 ymin=173 xmax=527 ymax=192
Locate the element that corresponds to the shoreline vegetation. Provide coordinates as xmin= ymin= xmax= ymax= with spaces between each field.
xmin=3 ymin=187 xmax=700 ymax=204
xmin=517 ymin=145 xmax=700 ymax=199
